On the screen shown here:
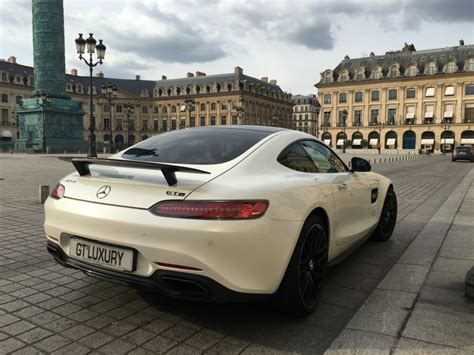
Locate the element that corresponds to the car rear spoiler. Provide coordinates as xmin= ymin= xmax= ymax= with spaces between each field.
xmin=70 ymin=158 xmax=211 ymax=186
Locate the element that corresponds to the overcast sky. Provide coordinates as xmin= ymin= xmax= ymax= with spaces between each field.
xmin=1 ymin=0 xmax=473 ymax=94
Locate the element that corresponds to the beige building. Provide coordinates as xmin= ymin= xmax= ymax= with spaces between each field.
xmin=0 ymin=57 xmax=293 ymax=150
xmin=316 ymin=41 xmax=474 ymax=152
xmin=292 ymin=94 xmax=320 ymax=136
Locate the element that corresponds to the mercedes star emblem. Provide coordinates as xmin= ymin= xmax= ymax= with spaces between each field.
xmin=96 ymin=185 xmax=111 ymax=199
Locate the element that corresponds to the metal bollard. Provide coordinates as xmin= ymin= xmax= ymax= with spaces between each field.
xmin=39 ymin=185 xmax=49 ymax=204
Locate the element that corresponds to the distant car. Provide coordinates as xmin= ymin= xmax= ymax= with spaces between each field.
xmin=452 ymin=146 xmax=473 ymax=162
xmin=44 ymin=126 xmax=397 ymax=316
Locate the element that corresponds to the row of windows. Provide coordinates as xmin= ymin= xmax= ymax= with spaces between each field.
xmin=0 ymin=72 xmax=34 ymax=86
xmin=293 ymin=114 xmax=317 ymax=121
xmin=323 ymin=58 xmax=474 ymax=83
xmin=323 ymin=85 xmax=474 ymax=105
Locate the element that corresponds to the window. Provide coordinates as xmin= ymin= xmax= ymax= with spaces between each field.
xmin=354 ymin=92 xmax=363 ymax=102
xmin=390 ymin=65 xmax=398 ymax=78
xmin=2 ymin=109 xmax=9 ymax=125
xmin=466 ymin=85 xmax=474 ymax=95
xmin=1 ymin=73 xmax=6 ymax=82
xmin=103 ymin=104 xmax=110 ymax=113
xmin=162 ymin=118 xmax=168 ymax=131
xmin=387 ymin=108 xmax=396 ymax=125
xmin=323 ymin=71 xmax=333 ymax=83
xmin=323 ymin=94 xmax=331 ymax=104
xmin=232 ymin=115 xmax=238 ymax=125
xmin=122 ymin=127 xmax=272 ymax=165
xmin=171 ymin=119 xmax=176 ymax=130
xmin=339 ymin=71 xmax=349 ymax=82
xmin=162 ymin=106 xmax=168 ymax=114
xmin=425 ymin=87 xmax=435 ymax=97
xmin=354 ymin=110 xmax=362 ymax=126
xmin=200 ymin=115 xmax=206 ymax=126
xmin=210 ymin=115 xmax=216 ymax=125
xmin=406 ymin=88 xmax=416 ymax=99
xmin=425 ymin=62 xmax=437 ymax=75
xmin=116 ymin=105 xmax=122 ymax=113
xmin=221 ymin=102 xmax=227 ymax=110
xmin=200 ymin=103 xmax=206 ymax=111
xmin=338 ymin=110 xmax=347 ymax=127
xmin=153 ymin=119 xmax=159 ymax=130
xmin=339 ymin=93 xmax=347 ymax=103
xmin=370 ymin=109 xmax=379 ymax=125
xmin=406 ymin=65 xmax=418 ymax=76
xmin=405 ymin=106 xmax=415 ymax=120
xmin=154 ymin=106 xmax=159 ymax=114
xmin=445 ymin=86 xmax=455 ymax=96
xmin=190 ymin=116 xmax=195 ymax=127
xmin=277 ymin=140 xmax=347 ymax=173
xmin=372 ymin=67 xmax=383 ymax=79
xmin=371 ymin=91 xmax=379 ymax=101
xmin=323 ymin=111 xmax=331 ymax=126
xmin=116 ymin=119 xmax=123 ymax=130
xmin=210 ymin=103 xmax=216 ymax=111
xmin=388 ymin=89 xmax=397 ymax=100
xmin=221 ymin=115 xmax=227 ymax=125
xmin=444 ymin=104 xmax=454 ymax=121
xmin=464 ymin=104 xmax=474 ymax=123
xmin=142 ymin=119 xmax=148 ymax=131
xmin=1 ymin=94 xmax=8 ymax=103
xmin=466 ymin=58 xmax=474 ymax=72
xmin=355 ymin=68 xmax=365 ymax=81
xmin=104 ymin=118 xmax=110 ymax=129
xmin=444 ymin=61 xmax=457 ymax=74
xmin=171 ymin=105 xmax=177 ymax=113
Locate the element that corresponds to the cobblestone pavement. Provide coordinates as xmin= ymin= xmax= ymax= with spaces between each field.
xmin=0 ymin=155 xmax=472 ymax=354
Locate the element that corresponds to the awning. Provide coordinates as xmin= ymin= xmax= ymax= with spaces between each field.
xmin=352 ymin=139 xmax=362 ymax=145
xmin=386 ymin=138 xmax=396 ymax=146
xmin=444 ymin=111 xmax=453 ymax=118
xmin=369 ymin=138 xmax=378 ymax=146
xmin=425 ymin=88 xmax=435 ymax=97
xmin=424 ymin=112 xmax=434 ymax=118
xmin=336 ymin=139 xmax=344 ymax=146
xmin=405 ymin=112 xmax=415 ymax=119
xmin=421 ymin=139 xmax=434 ymax=145
xmin=323 ymin=139 xmax=331 ymax=145
xmin=461 ymin=138 xmax=474 ymax=144
xmin=1 ymin=130 xmax=12 ymax=138
xmin=441 ymin=138 xmax=454 ymax=144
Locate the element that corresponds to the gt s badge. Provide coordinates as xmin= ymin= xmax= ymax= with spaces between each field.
xmin=167 ymin=191 xmax=186 ymax=197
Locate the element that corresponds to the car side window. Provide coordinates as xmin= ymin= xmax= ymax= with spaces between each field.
xmin=277 ymin=143 xmax=319 ymax=173
xmin=299 ymin=140 xmax=348 ymax=173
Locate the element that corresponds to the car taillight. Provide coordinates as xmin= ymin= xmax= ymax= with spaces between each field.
xmin=50 ymin=183 xmax=65 ymax=199
xmin=150 ymin=200 xmax=269 ymax=220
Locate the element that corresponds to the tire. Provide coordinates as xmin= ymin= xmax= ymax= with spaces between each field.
xmin=273 ymin=215 xmax=328 ymax=317
xmin=370 ymin=188 xmax=397 ymax=241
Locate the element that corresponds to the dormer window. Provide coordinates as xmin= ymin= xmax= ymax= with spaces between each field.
xmin=444 ymin=61 xmax=457 ymax=74
xmin=425 ymin=62 xmax=437 ymax=75
xmin=339 ymin=70 xmax=349 ymax=82
xmin=323 ymin=70 xmax=334 ymax=83
xmin=465 ymin=58 xmax=474 ymax=72
xmin=355 ymin=67 xmax=365 ymax=81
xmin=389 ymin=65 xmax=399 ymax=78
xmin=371 ymin=67 xmax=383 ymax=79
xmin=406 ymin=64 xmax=418 ymax=77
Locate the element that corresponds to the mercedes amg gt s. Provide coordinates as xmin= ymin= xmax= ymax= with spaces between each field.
xmin=45 ymin=126 xmax=397 ymax=315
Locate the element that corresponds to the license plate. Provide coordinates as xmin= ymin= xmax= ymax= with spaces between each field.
xmin=69 ymin=238 xmax=135 ymax=272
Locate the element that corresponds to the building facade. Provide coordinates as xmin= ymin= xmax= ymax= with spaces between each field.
xmin=0 ymin=58 xmax=293 ymax=151
xmin=316 ymin=41 xmax=474 ymax=152
xmin=292 ymin=94 xmax=320 ymax=136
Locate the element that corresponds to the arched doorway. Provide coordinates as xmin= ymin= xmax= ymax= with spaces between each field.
xmin=351 ymin=131 xmax=363 ymax=149
xmin=460 ymin=130 xmax=474 ymax=146
xmin=368 ymin=131 xmax=379 ymax=149
xmin=421 ymin=131 xmax=435 ymax=153
xmin=336 ymin=132 xmax=347 ymax=148
xmin=403 ymin=130 xmax=416 ymax=149
xmin=385 ymin=131 xmax=397 ymax=149
xmin=321 ymin=132 xmax=332 ymax=147
xmin=440 ymin=130 xmax=455 ymax=153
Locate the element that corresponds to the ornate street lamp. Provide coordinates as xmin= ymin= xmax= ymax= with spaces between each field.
xmin=441 ymin=120 xmax=451 ymax=155
xmin=376 ymin=121 xmax=385 ymax=154
xmin=75 ymin=33 xmax=106 ymax=158
xmin=180 ymin=98 xmax=195 ymax=128
xmin=235 ymin=103 xmax=245 ymax=125
xmin=123 ymin=103 xmax=134 ymax=148
xmin=101 ymin=82 xmax=118 ymax=153
xmin=34 ymin=90 xmax=51 ymax=153
xmin=341 ymin=109 xmax=348 ymax=153
xmin=315 ymin=100 xmax=321 ymax=138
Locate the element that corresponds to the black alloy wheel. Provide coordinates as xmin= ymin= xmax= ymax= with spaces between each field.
xmin=370 ymin=188 xmax=397 ymax=241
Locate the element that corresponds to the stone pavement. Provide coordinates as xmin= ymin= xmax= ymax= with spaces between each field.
xmin=0 ymin=154 xmax=472 ymax=354
xmin=327 ymin=167 xmax=474 ymax=354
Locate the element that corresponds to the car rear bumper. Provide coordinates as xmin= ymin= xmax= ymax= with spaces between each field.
xmin=47 ymin=241 xmax=266 ymax=303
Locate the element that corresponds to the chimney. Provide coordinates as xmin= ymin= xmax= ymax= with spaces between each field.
xmin=186 ymin=72 xmax=194 ymax=78
xmin=269 ymin=79 xmax=277 ymax=85
xmin=161 ymin=75 xmax=167 ymax=80
xmin=70 ymin=69 xmax=78 ymax=76
xmin=96 ymin=71 xmax=104 ymax=78
xmin=136 ymin=75 xmax=140 ymax=80
xmin=459 ymin=39 xmax=465 ymax=46
xmin=234 ymin=66 xmax=243 ymax=75
xmin=195 ymin=71 xmax=206 ymax=77
xmin=7 ymin=56 xmax=16 ymax=64
xmin=261 ymin=77 xmax=268 ymax=82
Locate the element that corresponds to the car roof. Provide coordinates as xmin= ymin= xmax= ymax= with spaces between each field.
xmin=191 ymin=125 xmax=289 ymax=134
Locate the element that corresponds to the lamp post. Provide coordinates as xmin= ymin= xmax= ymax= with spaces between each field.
xmin=123 ymin=103 xmax=134 ymax=148
xmin=34 ymin=90 xmax=51 ymax=153
xmin=376 ymin=121 xmax=385 ymax=154
xmin=341 ymin=109 xmax=348 ymax=153
xmin=314 ymin=101 xmax=321 ymax=138
xmin=181 ymin=98 xmax=195 ymax=128
xmin=101 ymin=82 xmax=117 ymax=153
xmin=441 ymin=120 xmax=451 ymax=155
xmin=235 ymin=103 xmax=245 ymax=125
xmin=75 ymin=33 xmax=106 ymax=158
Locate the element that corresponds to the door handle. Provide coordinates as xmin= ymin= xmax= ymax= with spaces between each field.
xmin=337 ymin=183 xmax=347 ymax=190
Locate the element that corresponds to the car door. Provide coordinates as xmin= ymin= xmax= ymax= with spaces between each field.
xmin=298 ymin=141 xmax=372 ymax=246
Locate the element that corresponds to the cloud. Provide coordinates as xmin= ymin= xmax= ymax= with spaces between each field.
xmin=412 ymin=0 xmax=474 ymax=22
xmin=285 ymin=20 xmax=335 ymax=50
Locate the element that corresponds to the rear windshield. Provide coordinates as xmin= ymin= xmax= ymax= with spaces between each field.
xmin=121 ymin=127 xmax=271 ymax=164
xmin=455 ymin=147 xmax=471 ymax=152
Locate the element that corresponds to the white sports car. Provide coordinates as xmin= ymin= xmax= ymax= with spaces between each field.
xmin=45 ymin=126 xmax=397 ymax=315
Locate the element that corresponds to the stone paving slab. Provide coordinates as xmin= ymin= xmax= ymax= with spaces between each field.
xmin=1 ymin=156 xmax=473 ymax=354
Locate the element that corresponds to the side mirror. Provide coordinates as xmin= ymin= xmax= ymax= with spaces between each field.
xmin=351 ymin=157 xmax=371 ymax=172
